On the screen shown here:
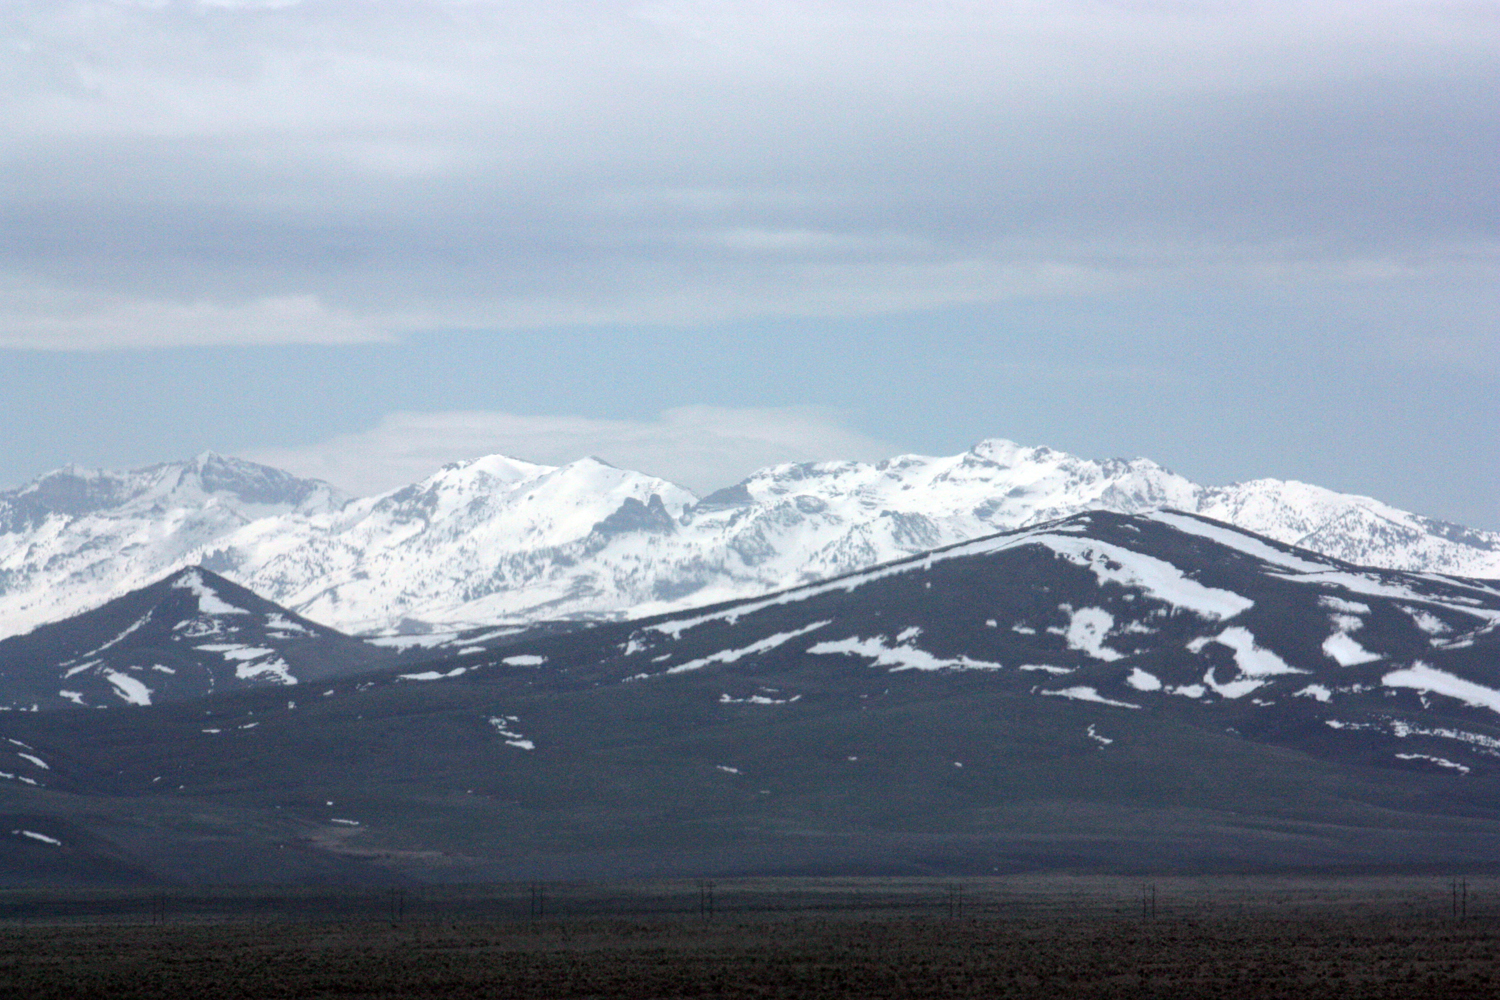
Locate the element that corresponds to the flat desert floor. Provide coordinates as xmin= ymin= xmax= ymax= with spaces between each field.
xmin=2 ymin=876 xmax=1496 ymax=999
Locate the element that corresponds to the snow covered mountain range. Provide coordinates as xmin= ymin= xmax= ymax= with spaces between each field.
xmin=1 ymin=442 xmax=1496 ymax=639
xmin=5 ymin=509 xmax=1500 ymax=880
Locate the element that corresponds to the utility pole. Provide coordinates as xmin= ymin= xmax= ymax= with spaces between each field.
xmin=946 ymin=883 xmax=964 ymax=920
xmin=1452 ymin=878 xmax=1468 ymax=922
xmin=698 ymin=880 xmax=716 ymax=919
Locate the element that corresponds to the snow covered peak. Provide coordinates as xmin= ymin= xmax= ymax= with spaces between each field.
xmin=216 ymin=451 xmax=700 ymax=633
xmin=183 ymin=454 xmax=346 ymax=511
xmin=434 ymin=453 xmax=552 ymax=485
xmin=967 ymin=437 xmax=1172 ymax=479
xmin=548 ymin=455 xmax=672 ymax=495
xmin=708 ymin=440 xmax=1197 ymax=534
xmin=2 ymin=454 xmax=343 ymax=526
xmin=361 ymin=452 xmax=692 ymax=523
xmin=966 ymin=437 xmax=1038 ymax=466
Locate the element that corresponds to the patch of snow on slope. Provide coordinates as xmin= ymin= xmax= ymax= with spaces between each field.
xmin=13 ymin=829 xmax=60 ymax=846
xmin=809 ymin=635 xmax=1003 ymax=672
xmin=196 ymin=644 xmax=274 ymax=659
xmin=1201 ymin=668 xmax=1264 ymax=700
xmin=264 ymin=613 xmax=311 ymax=635
xmin=502 ymin=654 xmax=546 ymax=667
xmin=1126 ymin=668 xmax=1162 ymax=691
xmin=720 ymin=692 xmax=800 ymax=705
xmin=399 ymin=666 xmax=468 ymax=681
xmin=1203 ymin=627 xmax=1306 ymax=677
xmin=1041 ymin=536 xmax=1254 ymax=620
xmin=1323 ymin=631 xmax=1381 ymax=667
xmin=195 ymin=643 xmax=296 ymax=684
xmin=1050 ymin=606 xmax=1122 ymax=662
xmin=90 ymin=612 xmax=153 ymax=655
xmin=466 ymin=627 xmax=532 ymax=643
xmin=15 ymin=753 xmax=48 ymax=769
xmin=1395 ymin=753 xmax=1469 ymax=774
xmin=236 ymin=657 xmax=293 ymax=684
xmin=1294 ymin=684 xmax=1332 ymax=702
xmin=1085 ymin=724 xmax=1113 ymax=745
xmin=366 ymin=632 xmax=465 ymax=650
xmin=1320 ymin=596 xmax=1372 ymax=615
xmin=487 ymin=715 xmax=534 ymax=750
xmin=666 ymin=622 xmax=831 ymax=674
xmin=171 ymin=570 xmax=248 ymax=615
xmin=1038 ymin=686 xmax=1141 ymax=709
xmin=1383 ymin=663 xmax=1500 ymax=716
xmin=62 ymin=660 xmax=99 ymax=679
xmin=1387 ymin=719 xmax=1500 ymax=754
xmin=103 ymin=670 xmax=152 ymax=705
xmin=1404 ymin=607 xmax=1451 ymax=637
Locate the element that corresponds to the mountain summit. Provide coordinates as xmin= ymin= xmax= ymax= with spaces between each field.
xmin=0 ymin=441 xmax=1495 ymax=638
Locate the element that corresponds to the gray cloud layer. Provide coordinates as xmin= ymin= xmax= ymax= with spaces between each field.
xmin=3 ymin=0 xmax=1494 ymax=348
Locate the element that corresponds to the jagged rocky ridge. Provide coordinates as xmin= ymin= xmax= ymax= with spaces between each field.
xmin=3 ymin=510 xmax=1499 ymax=881
xmin=1 ymin=441 xmax=1495 ymax=639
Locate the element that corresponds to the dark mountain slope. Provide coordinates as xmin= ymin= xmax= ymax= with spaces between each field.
xmin=2 ymin=510 xmax=1499 ymax=885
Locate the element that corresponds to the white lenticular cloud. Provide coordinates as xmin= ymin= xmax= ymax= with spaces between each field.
xmin=245 ymin=406 xmax=896 ymax=495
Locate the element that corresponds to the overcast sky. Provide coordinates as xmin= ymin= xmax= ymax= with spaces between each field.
xmin=3 ymin=1 xmax=1496 ymax=526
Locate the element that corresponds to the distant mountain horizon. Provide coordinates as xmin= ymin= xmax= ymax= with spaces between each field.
xmin=1 ymin=439 xmax=1496 ymax=641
